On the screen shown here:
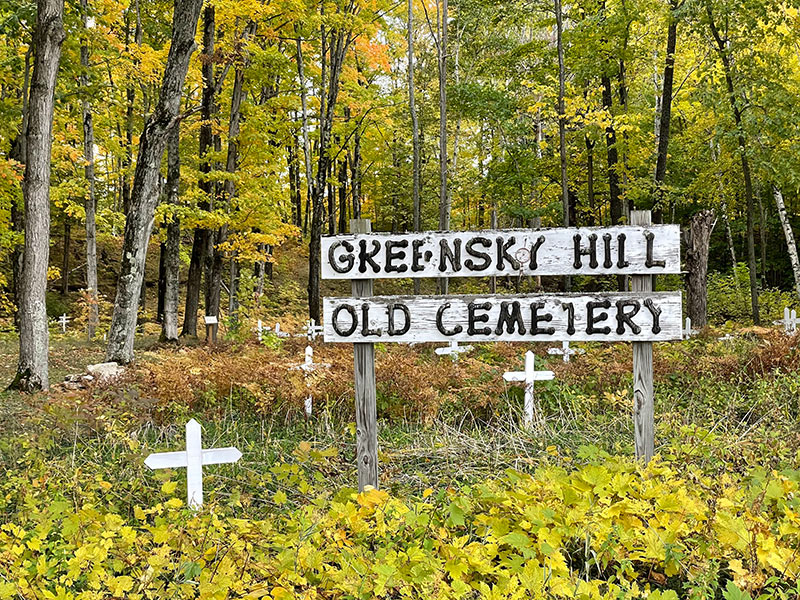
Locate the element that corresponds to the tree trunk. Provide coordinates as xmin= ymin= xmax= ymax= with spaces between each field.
xmin=10 ymin=47 xmax=32 ymax=329
xmin=555 ymin=0 xmax=570 ymax=292
xmin=106 ymin=0 xmax=203 ymax=363
xmin=295 ymin=36 xmax=314 ymax=236
xmin=156 ymin=241 xmax=166 ymax=322
xmin=722 ymin=202 xmax=737 ymax=268
xmin=350 ymin=122 xmax=362 ymax=218
xmin=437 ymin=0 xmax=449 ymax=294
xmin=161 ymin=123 xmax=181 ymax=342
xmin=773 ymin=185 xmax=800 ymax=301
xmin=653 ymin=0 xmax=679 ymax=223
xmin=122 ymin=0 xmax=142 ymax=216
xmin=81 ymin=0 xmax=98 ymax=340
xmin=601 ymin=74 xmax=622 ymax=226
xmin=61 ymin=219 xmax=71 ymax=295
xmin=758 ymin=186 xmax=767 ymax=285
xmin=705 ymin=0 xmax=759 ymax=323
xmin=13 ymin=0 xmax=65 ymax=391
xmin=308 ymin=20 xmax=354 ymax=322
xmin=685 ymin=209 xmax=715 ymax=328
xmin=338 ymin=157 xmax=347 ymax=234
xmin=181 ymin=5 xmax=216 ymax=338
xmin=586 ymin=135 xmax=596 ymax=225
xmin=409 ymin=0 xmax=421 ymax=295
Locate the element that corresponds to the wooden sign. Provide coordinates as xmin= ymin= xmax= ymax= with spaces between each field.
xmin=322 ymin=225 xmax=680 ymax=280
xmin=323 ymin=292 xmax=682 ymax=343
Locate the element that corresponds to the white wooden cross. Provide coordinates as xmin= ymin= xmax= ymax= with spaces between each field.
xmin=774 ymin=308 xmax=798 ymax=334
xmin=434 ymin=340 xmax=473 ymax=360
xmin=503 ymin=351 xmax=554 ymax=428
xmin=144 ymin=419 xmax=242 ymax=510
xmin=256 ymin=319 xmax=265 ymax=342
xmin=58 ymin=314 xmax=70 ymax=333
xmin=302 ymin=318 xmax=324 ymax=341
xmin=682 ymin=317 xmax=698 ymax=340
xmin=273 ymin=322 xmax=290 ymax=338
xmin=547 ymin=340 xmax=584 ymax=363
xmin=291 ymin=345 xmax=330 ymax=417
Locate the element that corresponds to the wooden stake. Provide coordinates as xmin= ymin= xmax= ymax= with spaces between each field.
xmin=631 ymin=210 xmax=654 ymax=463
xmin=350 ymin=219 xmax=378 ymax=490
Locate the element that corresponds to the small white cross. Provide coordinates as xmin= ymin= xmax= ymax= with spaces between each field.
xmin=547 ymin=340 xmax=584 ymax=363
xmin=302 ymin=318 xmax=324 ymax=341
xmin=774 ymin=308 xmax=797 ymax=334
xmin=144 ymin=419 xmax=242 ymax=510
xmin=291 ymin=346 xmax=330 ymax=417
xmin=273 ymin=322 xmax=290 ymax=338
xmin=503 ymin=351 xmax=554 ymax=428
xmin=434 ymin=340 xmax=473 ymax=361
xmin=256 ymin=319 xmax=265 ymax=342
xmin=682 ymin=317 xmax=698 ymax=340
xmin=58 ymin=314 xmax=70 ymax=333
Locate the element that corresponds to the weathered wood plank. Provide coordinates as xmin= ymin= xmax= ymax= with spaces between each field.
xmin=321 ymin=225 xmax=681 ymax=279
xmin=323 ymin=292 xmax=682 ymax=343
xmin=631 ymin=211 xmax=655 ymax=464
xmin=351 ymin=219 xmax=379 ymax=491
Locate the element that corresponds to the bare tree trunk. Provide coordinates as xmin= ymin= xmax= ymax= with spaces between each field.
xmin=722 ymin=202 xmax=737 ymax=268
xmin=586 ymin=135 xmax=596 ymax=225
xmin=61 ymin=219 xmax=70 ymax=294
xmin=685 ymin=210 xmax=715 ymax=328
xmin=12 ymin=0 xmax=64 ymax=391
xmin=122 ymin=0 xmax=142 ymax=216
xmin=338 ymin=157 xmax=347 ymax=233
xmin=10 ymin=47 xmax=32 ymax=329
xmin=409 ymin=0 xmax=421 ymax=295
xmin=350 ymin=122 xmax=362 ymax=218
xmin=437 ymin=0 xmax=449 ymax=294
xmin=161 ymin=123 xmax=180 ymax=342
xmin=653 ymin=0 xmax=679 ymax=223
xmin=181 ymin=4 xmax=215 ymax=338
xmin=555 ymin=0 xmax=570 ymax=292
xmin=106 ymin=0 xmax=203 ymax=363
xmin=773 ymin=185 xmax=800 ymax=301
xmin=295 ymin=35 xmax=314 ymax=236
xmin=308 ymin=18 xmax=354 ymax=322
xmin=81 ymin=0 xmax=98 ymax=340
xmin=706 ymin=0 xmax=759 ymax=323
xmin=758 ymin=185 xmax=767 ymax=285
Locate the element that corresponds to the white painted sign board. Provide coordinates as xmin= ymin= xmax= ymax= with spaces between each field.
xmin=322 ymin=225 xmax=681 ymax=280
xmin=323 ymin=292 xmax=682 ymax=343
xmin=204 ymin=315 xmax=219 ymax=325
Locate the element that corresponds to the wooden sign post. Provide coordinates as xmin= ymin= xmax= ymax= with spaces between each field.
xmin=322 ymin=214 xmax=681 ymax=485
xmin=351 ymin=219 xmax=378 ymax=490
xmin=204 ymin=315 xmax=219 ymax=343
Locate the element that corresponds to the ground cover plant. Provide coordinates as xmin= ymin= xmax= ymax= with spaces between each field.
xmin=2 ymin=314 xmax=800 ymax=599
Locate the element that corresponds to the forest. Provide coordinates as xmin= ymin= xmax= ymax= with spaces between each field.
xmin=3 ymin=0 xmax=800 ymax=597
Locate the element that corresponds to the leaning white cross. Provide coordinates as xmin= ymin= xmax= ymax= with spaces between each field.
xmin=144 ymin=419 xmax=242 ymax=510
xmin=503 ymin=351 xmax=554 ymax=428
xmin=292 ymin=345 xmax=331 ymax=417
xmin=434 ymin=340 xmax=473 ymax=361
xmin=547 ymin=340 xmax=584 ymax=363
xmin=774 ymin=308 xmax=798 ymax=335
xmin=302 ymin=318 xmax=324 ymax=341
xmin=683 ymin=317 xmax=698 ymax=340
xmin=58 ymin=314 xmax=70 ymax=333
